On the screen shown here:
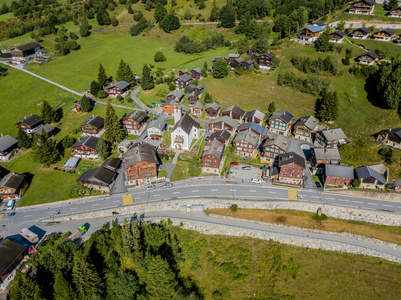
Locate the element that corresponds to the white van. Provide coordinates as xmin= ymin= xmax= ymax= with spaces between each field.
xmin=251 ymin=178 xmax=261 ymax=184
xmin=7 ymin=199 xmax=15 ymax=210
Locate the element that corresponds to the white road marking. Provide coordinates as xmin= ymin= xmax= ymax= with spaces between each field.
xmin=173 ymin=192 xmax=180 ymax=194
xmin=192 ymin=190 xmax=199 ymax=193
xmin=113 ymin=200 xmax=120 ymax=203
xmin=353 ymin=201 xmax=363 ymax=204
xmin=92 ymin=204 xmax=100 ymax=206
xmin=312 ymin=196 xmax=320 ymax=198
xmin=249 ymin=190 xmax=256 ymax=192
xmin=230 ymin=189 xmax=237 ymax=192
xmin=269 ymin=192 xmax=276 ymax=194
xmin=383 ymin=204 xmax=393 ymax=207
xmin=368 ymin=203 xmax=378 ymax=206
xmin=70 ymin=207 xmax=77 ymax=210
xmin=153 ymin=194 xmax=160 ymax=197
xmin=326 ymin=197 xmax=335 ymax=200
xmin=339 ymin=199 xmax=349 ymax=202
xmin=211 ymin=189 xmax=218 ymax=192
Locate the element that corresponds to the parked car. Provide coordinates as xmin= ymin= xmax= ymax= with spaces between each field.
xmin=163 ymin=182 xmax=173 ymax=188
xmin=242 ymin=166 xmax=251 ymax=170
xmin=147 ymin=185 xmax=156 ymax=190
xmin=251 ymin=178 xmax=261 ymax=184
xmin=230 ymin=161 xmax=239 ymax=166
xmin=6 ymin=199 xmax=15 ymax=210
xmin=205 ymin=136 xmax=210 ymax=141
xmin=228 ymin=172 xmax=236 ymax=175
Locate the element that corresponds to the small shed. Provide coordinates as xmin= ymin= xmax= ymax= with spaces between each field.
xmin=63 ymin=157 xmax=80 ymax=171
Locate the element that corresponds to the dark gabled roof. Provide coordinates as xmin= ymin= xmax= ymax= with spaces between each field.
xmin=389 ymin=6 xmax=401 ymax=12
xmin=206 ymin=102 xmax=220 ymax=111
xmin=123 ymin=110 xmax=147 ymax=123
xmin=188 ymin=94 xmax=198 ymax=102
xmin=147 ymin=117 xmax=166 ymax=131
xmin=376 ymin=128 xmax=401 ymax=138
xmin=270 ymin=110 xmax=294 ymax=124
xmin=238 ymin=122 xmax=268 ymax=137
xmin=330 ymin=30 xmax=346 ymax=37
xmin=294 ymin=115 xmax=319 ymax=131
xmin=77 ymin=167 xmax=115 ymax=185
xmin=353 ymin=26 xmax=371 ymax=34
xmin=235 ymin=57 xmax=245 ymax=63
xmin=108 ymin=80 xmax=130 ymax=90
xmin=71 ymin=136 xmax=100 ymax=150
xmin=187 ymin=83 xmax=196 ymax=89
xmin=210 ymin=129 xmax=231 ymax=141
xmin=375 ymin=28 xmax=396 ymax=35
xmin=0 ymin=239 xmax=26 ymax=276
xmin=181 ymin=104 xmax=190 ymax=113
xmin=355 ymin=166 xmax=385 ymax=184
xmin=233 ymin=130 xmax=259 ymax=147
xmin=263 ymin=133 xmax=290 ymax=152
xmin=211 ymin=116 xmax=239 ymax=128
xmin=325 ymin=164 xmax=354 ymax=179
xmin=202 ymin=139 xmax=225 ymax=160
xmin=277 ymin=152 xmax=306 ymax=169
xmin=122 ymin=143 xmax=159 ymax=169
xmin=320 ymin=128 xmax=347 ymax=141
xmin=193 ymin=102 xmax=203 ymax=109
xmin=32 ymin=124 xmax=55 ymax=136
xmin=102 ymin=158 xmax=120 ymax=170
xmin=0 ymin=172 xmax=25 ymax=189
xmin=173 ymin=114 xmax=200 ymax=134
xmin=167 ymin=90 xmax=184 ymax=99
xmin=355 ymin=0 xmax=376 ymax=5
xmin=313 ymin=148 xmax=341 ymax=161
xmin=15 ymin=41 xmax=40 ymax=52
xmin=258 ymin=52 xmax=274 ymax=58
xmin=81 ymin=116 xmax=104 ymax=128
xmin=177 ymin=74 xmax=192 ymax=82
xmin=0 ymin=135 xmax=18 ymax=152
xmin=221 ymin=105 xmax=245 ymax=118
xmin=195 ymin=85 xmax=204 ymax=91
xmin=17 ymin=114 xmax=44 ymax=127
xmin=244 ymin=110 xmax=266 ymax=121
xmin=358 ymin=51 xmax=379 ymax=60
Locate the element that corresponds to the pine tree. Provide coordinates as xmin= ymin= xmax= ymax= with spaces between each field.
xmin=315 ymin=28 xmax=334 ymax=53
xmin=115 ymin=59 xmax=126 ymax=82
xmin=124 ymin=63 xmax=136 ymax=85
xmin=80 ymin=95 xmax=91 ymax=112
xmin=315 ymin=89 xmax=339 ymax=121
xmin=98 ymin=64 xmax=108 ymax=87
xmin=53 ymin=274 xmax=77 ymax=300
xmin=96 ymin=138 xmax=109 ymax=159
xmin=209 ymin=0 xmax=218 ymax=21
xmin=9 ymin=272 xmax=43 ymax=300
xmin=220 ymin=6 xmax=235 ymax=28
xmin=105 ymin=101 xmax=115 ymax=128
xmin=41 ymin=100 xmax=55 ymax=123
xmin=201 ymin=67 xmax=208 ymax=78
xmin=17 ymin=128 xmax=32 ymax=148
xmin=154 ymin=3 xmax=167 ymax=23
xmin=204 ymin=92 xmax=213 ymax=103
xmin=90 ymin=80 xmax=100 ymax=97
xmin=160 ymin=13 xmax=180 ymax=33
xmin=72 ymin=256 xmax=104 ymax=299
xmin=146 ymin=256 xmax=177 ymax=299
xmin=121 ymin=219 xmax=134 ymax=256
xmin=268 ymin=101 xmax=276 ymax=115
xmin=104 ymin=102 xmax=124 ymax=143
xmin=212 ymin=58 xmax=229 ymax=78
xmin=141 ymin=64 xmax=154 ymax=90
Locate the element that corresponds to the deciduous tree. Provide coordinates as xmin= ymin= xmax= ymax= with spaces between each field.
xmin=212 ymin=58 xmax=229 ymax=78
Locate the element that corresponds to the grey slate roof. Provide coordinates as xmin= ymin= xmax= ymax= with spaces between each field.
xmin=270 ymin=110 xmax=294 ymax=124
xmin=355 ymin=166 xmax=385 ymax=184
xmin=0 ymin=135 xmax=18 ymax=152
xmin=147 ymin=117 xmax=166 ymax=131
xmin=71 ymin=136 xmax=100 ymax=150
xmin=210 ymin=129 xmax=231 ymax=141
xmin=192 ymin=67 xmax=202 ymax=73
xmin=187 ymin=83 xmax=196 ymax=90
xmin=330 ymin=30 xmax=346 ymax=38
xmin=109 ymin=80 xmax=130 ymax=90
xmin=358 ymin=51 xmax=379 ymax=60
xmin=163 ymin=99 xmax=175 ymax=106
xmin=122 ymin=143 xmax=159 ymax=169
xmin=325 ymin=164 xmax=354 ymax=179
xmin=206 ymin=102 xmax=220 ymax=111
xmin=102 ymin=158 xmax=121 ymax=171
xmin=211 ymin=116 xmax=239 ymax=129
xmin=233 ymin=130 xmax=259 ymax=147
xmin=238 ymin=122 xmax=269 ymax=137
xmin=320 ymin=128 xmax=347 ymax=141
xmin=313 ymin=148 xmax=341 ymax=161
xmin=180 ymin=68 xmax=188 ymax=73
xmin=181 ymin=104 xmax=190 ymax=113
xmin=277 ymin=152 xmax=306 ymax=169
xmin=244 ymin=110 xmax=266 ymax=121
xmin=77 ymin=167 xmax=115 ymax=185
xmin=193 ymin=102 xmax=203 ymax=109
xmin=32 ymin=124 xmax=55 ymax=136
xmin=177 ymin=74 xmax=192 ymax=82
xmin=358 ymin=0 xmax=376 ymax=5
xmin=17 ymin=114 xmax=43 ymax=127
xmin=376 ymin=128 xmax=401 ymax=138
xmin=124 ymin=110 xmax=147 ymax=123
xmin=202 ymin=139 xmax=225 ymax=159
xmin=167 ymin=90 xmax=184 ymax=99
xmin=80 ymin=116 xmax=104 ymax=128
xmin=263 ymin=133 xmax=290 ymax=152
xmin=221 ymin=105 xmax=245 ymax=118
xmin=0 ymin=172 xmax=25 ymax=189
xmin=173 ymin=114 xmax=200 ymax=134
xmin=294 ymin=115 xmax=319 ymax=131
xmin=228 ymin=53 xmax=240 ymax=58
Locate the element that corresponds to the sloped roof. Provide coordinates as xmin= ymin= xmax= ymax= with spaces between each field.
xmin=192 ymin=67 xmax=202 ymax=73
xmin=356 ymin=0 xmax=376 ymax=5
xmin=390 ymin=6 xmax=401 ymax=12
xmin=180 ymin=68 xmax=188 ymax=73
xmin=0 ymin=239 xmax=26 ymax=276
xmin=202 ymin=139 xmax=225 ymax=159
xmin=294 ymin=115 xmax=319 ymax=131
xmin=147 ymin=117 xmax=166 ymax=130
xmin=320 ymin=128 xmax=347 ymax=141
xmin=258 ymin=52 xmax=274 ymax=58
xmin=0 ymin=172 xmax=25 ymax=189
xmin=221 ymin=105 xmax=245 ymax=117
xmin=81 ymin=115 xmax=104 ymax=128
xmin=355 ymin=166 xmax=385 ymax=184
xmin=193 ymin=102 xmax=203 ymax=109
xmin=277 ymin=152 xmax=306 ymax=169
xmin=77 ymin=167 xmax=115 ymax=185
xmin=32 ymin=124 xmax=55 ymax=136
xmin=173 ymin=114 xmax=200 ymax=134
xmin=325 ymin=164 xmax=354 ymax=179
xmin=330 ymin=30 xmax=346 ymax=37
xmin=15 ymin=41 xmax=40 ymax=52
xmin=124 ymin=110 xmax=147 ymax=123
xmin=0 ymin=135 xmax=18 ymax=152
xmin=270 ymin=110 xmax=294 ymax=123
xmin=228 ymin=53 xmax=240 ymax=58
xmin=306 ymin=26 xmax=324 ymax=33
xmin=233 ymin=130 xmax=259 ymax=147
xmin=71 ymin=136 xmax=100 ymax=150
xmin=181 ymin=104 xmax=190 ymax=113
xmin=353 ymin=26 xmax=371 ymax=34
xmin=122 ymin=143 xmax=159 ymax=169
xmin=316 ymin=22 xmax=325 ymax=26
xmin=206 ymin=102 xmax=220 ymax=111
xmin=102 ymin=158 xmax=121 ymax=170
xmin=167 ymin=90 xmax=184 ymax=99
xmin=263 ymin=133 xmax=290 ymax=152
xmin=244 ymin=110 xmax=266 ymax=121
xmin=238 ymin=122 xmax=268 ymax=137
xmin=358 ymin=51 xmax=379 ymax=60
xmin=177 ymin=74 xmax=192 ymax=82
xmin=235 ymin=57 xmax=245 ymax=63
xmin=163 ymin=99 xmax=175 ymax=106
xmin=63 ymin=157 xmax=80 ymax=168
xmin=376 ymin=128 xmax=401 ymax=138
xmin=108 ymin=80 xmax=130 ymax=90
xmin=313 ymin=148 xmax=341 ymax=161
xmin=17 ymin=114 xmax=43 ymax=127
xmin=211 ymin=116 xmax=239 ymax=128
xmin=210 ymin=129 xmax=231 ymax=141
xmin=375 ymin=28 xmax=396 ymax=35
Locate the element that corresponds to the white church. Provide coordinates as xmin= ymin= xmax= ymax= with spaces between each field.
xmin=170 ymin=106 xmax=200 ymax=150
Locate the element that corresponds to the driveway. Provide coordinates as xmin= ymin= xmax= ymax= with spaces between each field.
xmin=159 ymin=163 xmax=175 ymax=179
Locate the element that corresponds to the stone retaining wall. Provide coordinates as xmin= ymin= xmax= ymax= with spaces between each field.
xmin=326 ymin=189 xmax=401 ymax=202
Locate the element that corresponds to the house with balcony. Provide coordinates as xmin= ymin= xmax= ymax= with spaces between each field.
xmin=80 ymin=116 xmax=104 ymax=136
xmin=376 ymin=128 xmax=401 ymax=149
xmin=275 ymin=152 xmax=306 ymax=186
xmin=329 ymin=30 xmax=346 ymax=43
xmin=233 ymin=130 xmax=260 ymax=159
xmin=349 ymin=0 xmax=376 ymax=14
xmin=324 ymin=164 xmax=354 ymax=187
xmin=355 ymin=166 xmax=385 ymax=189
xmin=268 ymin=110 xmax=294 ymax=135
xmin=201 ymin=139 xmax=225 ymax=174
xmin=350 ymin=27 xmax=371 ymax=39
xmin=373 ymin=28 xmax=396 ymax=41
xmin=16 ymin=114 xmax=44 ymax=134
xmin=0 ymin=135 xmax=18 ymax=162
xmin=220 ymin=105 xmax=245 ymax=122
xmin=244 ymin=110 xmax=265 ymax=126
xmin=314 ymin=128 xmax=349 ymax=148
xmin=122 ymin=110 xmax=147 ymax=135
xmin=292 ymin=115 xmax=319 ymax=143
xmin=356 ymin=51 xmax=379 ymax=65
xmin=71 ymin=136 xmax=100 ymax=159
xmin=261 ymin=133 xmax=290 ymax=164
xmin=298 ymin=26 xmax=324 ymax=42
xmin=209 ymin=116 xmax=239 ymax=134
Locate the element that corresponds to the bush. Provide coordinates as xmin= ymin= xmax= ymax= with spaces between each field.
xmin=277 ymin=72 xmax=329 ymax=96
xmin=229 ymin=204 xmax=238 ymax=212
xmin=154 ymin=51 xmax=166 ymax=62
xmin=116 ymin=95 xmax=124 ymax=101
xmin=98 ymin=90 xmax=108 ymax=98
xmin=311 ymin=212 xmax=328 ymax=221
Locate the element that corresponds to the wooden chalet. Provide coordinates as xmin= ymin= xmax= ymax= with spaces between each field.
xmin=71 ymin=136 xmax=100 ymax=159
xmin=77 ymin=165 xmax=117 ymax=193
xmin=388 ymin=6 xmax=401 ymax=18
xmin=0 ymin=135 xmax=18 ymax=162
xmin=186 ymin=84 xmax=204 ymax=96
xmin=376 ymin=128 xmax=401 ymax=149
xmin=257 ymin=52 xmax=274 ymax=69
xmin=350 ymin=26 xmax=370 ymax=39
xmin=221 ymin=105 xmax=245 ymax=122
xmin=146 ymin=118 xmax=166 ymax=141
xmin=395 ymin=35 xmax=401 ymax=45
xmin=349 ymin=0 xmax=376 ymax=14
xmin=174 ymin=74 xmax=192 ymax=89
xmin=122 ymin=143 xmax=159 ymax=185
xmin=268 ymin=110 xmax=294 ymax=135
xmin=10 ymin=42 xmax=40 ymax=61
xmin=105 ymin=81 xmax=131 ymax=97
xmin=355 ymin=166 xmax=385 ymax=189
xmin=356 ymin=51 xmax=379 ymax=65
xmin=275 ymin=152 xmax=306 ymax=186
xmin=205 ymin=102 xmax=220 ymax=118
xmin=80 ymin=116 xmax=104 ymax=135
xmin=314 ymin=128 xmax=349 ymax=148
xmin=373 ymin=28 xmax=396 ymax=41
xmin=329 ymin=30 xmax=346 ymax=43
xmin=178 ymin=69 xmax=189 ymax=76
xmin=233 ymin=129 xmax=260 ymax=158
xmin=0 ymin=240 xmax=26 ymax=287
xmin=209 ymin=129 xmax=231 ymax=145
xmin=193 ymin=102 xmax=203 ymax=117
xmin=299 ymin=26 xmax=324 ymax=42
xmin=188 ymin=93 xmax=199 ymax=105
xmin=201 ymin=139 xmax=225 ymax=173
xmin=16 ymin=114 xmax=44 ymax=134
xmin=0 ymin=172 xmax=27 ymax=199
xmin=324 ymin=164 xmax=354 ymax=187
xmin=261 ymin=133 xmax=290 ymax=163
xmin=122 ymin=110 xmax=147 ymax=135
xmin=190 ymin=68 xmax=202 ymax=80
xmin=312 ymin=148 xmax=341 ymax=167
xmin=166 ymin=90 xmax=184 ymax=103
xmin=209 ymin=116 xmax=239 ymax=134
xmin=293 ymin=115 xmax=319 ymax=143
xmin=241 ymin=59 xmax=254 ymax=70
xmin=230 ymin=57 xmax=245 ymax=69
xmin=244 ymin=110 xmax=265 ymax=126
xmin=237 ymin=122 xmax=269 ymax=143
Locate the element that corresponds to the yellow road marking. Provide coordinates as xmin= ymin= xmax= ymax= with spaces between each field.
xmin=0 ymin=214 xmax=3 ymax=221
xmin=123 ymin=194 xmax=133 ymax=206
xmin=288 ymin=189 xmax=297 ymax=201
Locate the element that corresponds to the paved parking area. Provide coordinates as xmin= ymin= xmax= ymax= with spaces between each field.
xmin=227 ymin=163 xmax=264 ymax=184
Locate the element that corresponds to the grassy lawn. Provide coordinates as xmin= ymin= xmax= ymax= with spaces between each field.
xmin=178 ymin=227 xmax=401 ymax=299
xmin=353 ymin=38 xmax=401 ymax=60
xmin=170 ymin=159 xmax=192 ymax=182
xmin=137 ymin=85 xmax=170 ymax=107
xmin=334 ymin=4 xmax=395 ymax=22
xmin=206 ymin=208 xmax=401 ymax=245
